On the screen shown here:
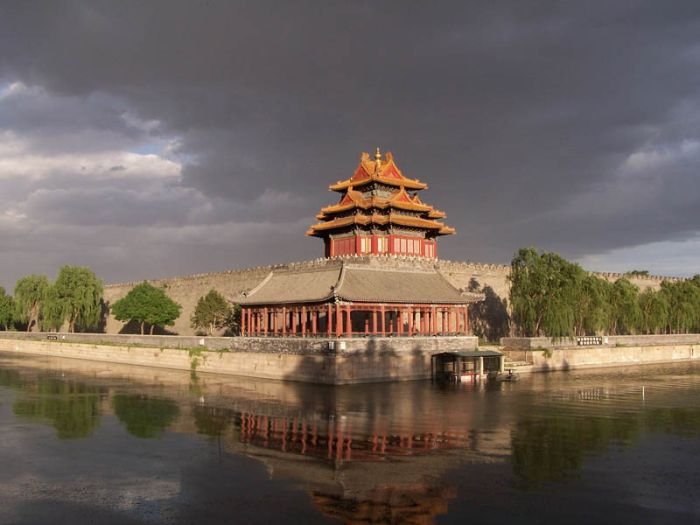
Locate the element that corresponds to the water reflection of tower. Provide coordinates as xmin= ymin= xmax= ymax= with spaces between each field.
xmin=203 ymin=385 xmax=513 ymax=525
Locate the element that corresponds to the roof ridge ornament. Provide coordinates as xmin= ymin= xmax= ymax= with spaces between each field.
xmin=375 ymin=146 xmax=382 ymax=173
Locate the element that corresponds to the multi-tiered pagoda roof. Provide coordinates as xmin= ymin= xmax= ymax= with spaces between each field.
xmin=306 ymin=149 xmax=455 ymax=258
xmin=237 ymin=149 xmax=481 ymax=340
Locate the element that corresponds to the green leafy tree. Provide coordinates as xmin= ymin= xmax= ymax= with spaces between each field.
xmin=191 ymin=289 xmax=232 ymax=335
xmin=0 ymin=287 xmax=14 ymax=330
xmin=661 ymin=280 xmax=700 ymax=334
xmin=226 ymin=303 xmax=242 ymax=335
xmin=14 ymin=275 xmax=50 ymax=331
xmin=573 ymin=275 xmax=610 ymax=336
xmin=509 ymin=248 xmax=580 ymax=338
xmin=49 ymin=266 xmax=104 ymax=332
xmin=509 ymin=248 xmax=549 ymax=337
xmin=638 ymin=288 xmax=669 ymax=335
xmin=111 ymin=282 xmax=182 ymax=335
xmin=608 ymin=278 xmax=641 ymax=335
xmin=41 ymin=286 xmax=65 ymax=332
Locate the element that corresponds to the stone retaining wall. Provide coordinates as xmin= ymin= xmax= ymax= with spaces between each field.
xmin=0 ymin=331 xmax=234 ymax=350
xmin=0 ymin=334 xmax=479 ymax=384
xmin=502 ymin=334 xmax=700 ymax=349
xmin=503 ymin=343 xmax=699 ymax=372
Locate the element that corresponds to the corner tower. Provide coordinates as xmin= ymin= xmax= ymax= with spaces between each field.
xmin=306 ymin=148 xmax=455 ymax=258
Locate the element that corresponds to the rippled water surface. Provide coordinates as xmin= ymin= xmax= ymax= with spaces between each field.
xmin=1 ymin=352 xmax=699 ymax=524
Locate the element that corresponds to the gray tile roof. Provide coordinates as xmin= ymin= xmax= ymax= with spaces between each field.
xmin=335 ymin=266 xmax=474 ymax=304
xmin=238 ymin=266 xmax=340 ymax=305
xmin=238 ymin=260 xmax=483 ymax=306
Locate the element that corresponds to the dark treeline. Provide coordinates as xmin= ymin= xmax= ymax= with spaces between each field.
xmin=509 ymin=248 xmax=700 ymax=338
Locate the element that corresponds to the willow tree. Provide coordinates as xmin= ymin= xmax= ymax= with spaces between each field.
xmin=573 ymin=274 xmax=610 ymax=336
xmin=509 ymin=248 xmax=579 ymax=338
xmin=661 ymin=279 xmax=700 ymax=334
xmin=509 ymin=248 xmax=547 ymax=336
xmin=638 ymin=288 xmax=669 ymax=335
xmin=41 ymin=286 xmax=66 ymax=332
xmin=14 ymin=275 xmax=50 ymax=331
xmin=608 ymin=278 xmax=641 ymax=335
xmin=0 ymin=287 xmax=14 ymax=330
xmin=49 ymin=266 xmax=104 ymax=332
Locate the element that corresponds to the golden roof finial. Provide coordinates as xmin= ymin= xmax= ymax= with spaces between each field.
xmin=375 ymin=146 xmax=382 ymax=172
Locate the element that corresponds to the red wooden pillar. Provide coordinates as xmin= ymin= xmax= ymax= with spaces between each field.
xmin=345 ymin=306 xmax=352 ymax=337
xmin=241 ymin=309 xmax=246 ymax=336
xmin=327 ymin=304 xmax=332 ymax=336
xmin=291 ymin=307 xmax=297 ymax=335
xmin=380 ymin=305 xmax=386 ymax=336
xmin=408 ymin=307 xmax=413 ymax=335
xmin=301 ymin=306 xmax=307 ymax=337
xmin=282 ymin=307 xmax=287 ymax=336
xmin=431 ymin=306 xmax=437 ymax=335
xmin=254 ymin=309 xmax=260 ymax=335
xmin=465 ymin=305 xmax=470 ymax=334
xmin=312 ymin=309 xmax=317 ymax=335
xmin=335 ymin=303 xmax=342 ymax=337
xmin=372 ymin=309 xmax=377 ymax=335
xmin=397 ymin=309 xmax=403 ymax=336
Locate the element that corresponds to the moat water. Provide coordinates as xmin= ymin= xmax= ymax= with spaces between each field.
xmin=0 ymin=352 xmax=698 ymax=524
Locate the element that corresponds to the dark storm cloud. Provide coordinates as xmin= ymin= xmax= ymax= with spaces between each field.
xmin=1 ymin=1 xmax=700 ymax=287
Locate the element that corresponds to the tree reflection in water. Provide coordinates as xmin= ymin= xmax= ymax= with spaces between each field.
xmin=112 ymin=394 xmax=179 ymax=439
xmin=12 ymin=377 xmax=102 ymax=439
xmin=193 ymin=405 xmax=231 ymax=438
xmin=511 ymin=406 xmax=700 ymax=485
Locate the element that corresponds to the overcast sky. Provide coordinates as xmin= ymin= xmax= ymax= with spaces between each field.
xmin=1 ymin=1 xmax=699 ymax=289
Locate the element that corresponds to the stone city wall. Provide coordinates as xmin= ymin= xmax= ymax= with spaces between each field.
xmin=102 ymin=255 xmax=681 ymax=336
